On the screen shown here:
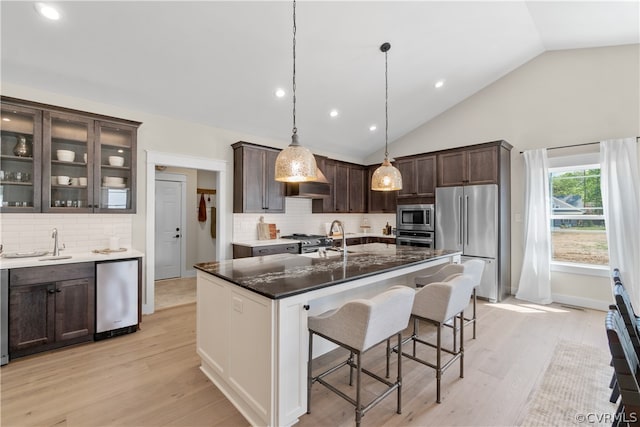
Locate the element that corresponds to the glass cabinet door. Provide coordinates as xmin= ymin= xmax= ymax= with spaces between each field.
xmin=0 ymin=104 xmax=42 ymax=213
xmin=95 ymin=121 xmax=136 ymax=213
xmin=43 ymin=112 xmax=94 ymax=212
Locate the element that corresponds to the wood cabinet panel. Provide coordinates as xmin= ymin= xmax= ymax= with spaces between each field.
xmin=334 ymin=163 xmax=349 ymax=212
xmin=232 ymin=142 xmax=285 ymax=213
xmin=437 ymin=146 xmax=498 ymax=187
xmin=55 ymin=278 xmax=95 ymax=342
xmin=1 ymin=96 xmax=139 ymax=214
xmin=9 ymin=263 xmax=95 ymax=359
xmin=348 ymin=166 xmax=366 ymax=213
xmin=9 ymin=282 xmax=55 ymax=352
xmin=396 ymin=155 xmax=436 ymax=199
xmin=313 ymin=161 xmax=366 ymax=213
xmin=467 ymin=146 xmax=498 ymax=184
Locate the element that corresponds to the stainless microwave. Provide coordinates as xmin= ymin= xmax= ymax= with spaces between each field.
xmin=397 ymin=204 xmax=434 ymax=231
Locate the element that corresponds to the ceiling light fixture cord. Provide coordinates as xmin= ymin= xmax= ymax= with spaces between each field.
xmin=292 ymin=0 xmax=297 ymax=137
xmin=384 ymin=46 xmax=389 ymax=158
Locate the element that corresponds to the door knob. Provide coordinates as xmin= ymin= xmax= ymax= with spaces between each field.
xmin=176 ymin=227 xmax=180 ymax=231
xmin=174 ymin=234 xmax=180 ymax=238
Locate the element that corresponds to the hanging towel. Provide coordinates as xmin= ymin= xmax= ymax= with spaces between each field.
xmin=198 ymin=193 xmax=207 ymax=222
xmin=210 ymin=207 xmax=216 ymax=238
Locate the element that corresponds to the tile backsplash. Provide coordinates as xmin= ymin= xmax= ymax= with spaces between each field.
xmin=0 ymin=214 xmax=132 ymax=253
xmin=233 ymin=198 xmax=396 ymax=241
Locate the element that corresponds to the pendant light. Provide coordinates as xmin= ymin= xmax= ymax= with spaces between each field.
xmin=371 ymin=42 xmax=402 ymax=191
xmin=275 ymin=0 xmax=318 ymax=183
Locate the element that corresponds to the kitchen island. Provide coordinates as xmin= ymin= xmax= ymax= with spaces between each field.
xmin=195 ymin=243 xmax=461 ymax=426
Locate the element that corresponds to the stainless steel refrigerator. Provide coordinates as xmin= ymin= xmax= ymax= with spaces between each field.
xmin=436 ymin=184 xmax=500 ymax=302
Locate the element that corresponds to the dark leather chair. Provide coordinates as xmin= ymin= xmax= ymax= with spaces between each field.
xmin=606 ymin=308 xmax=640 ymax=426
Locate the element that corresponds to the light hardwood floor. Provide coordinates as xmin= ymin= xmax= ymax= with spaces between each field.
xmin=1 ymin=298 xmax=608 ymax=427
xmin=155 ymin=277 xmax=196 ymax=310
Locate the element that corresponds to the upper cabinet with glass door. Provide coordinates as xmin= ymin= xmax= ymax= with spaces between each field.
xmin=95 ymin=121 xmax=137 ymax=213
xmin=43 ymin=111 xmax=94 ymax=212
xmin=0 ymin=96 xmax=140 ymax=214
xmin=0 ymin=103 xmax=42 ymax=213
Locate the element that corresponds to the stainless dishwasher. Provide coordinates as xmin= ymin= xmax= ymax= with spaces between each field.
xmin=95 ymin=258 xmax=139 ymax=340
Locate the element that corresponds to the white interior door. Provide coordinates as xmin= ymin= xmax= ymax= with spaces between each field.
xmin=155 ymin=179 xmax=182 ymax=280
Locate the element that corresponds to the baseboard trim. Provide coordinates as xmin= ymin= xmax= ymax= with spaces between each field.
xmin=551 ymin=293 xmax=611 ymax=312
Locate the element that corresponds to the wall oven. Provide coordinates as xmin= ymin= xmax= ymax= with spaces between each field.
xmin=396 ymin=230 xmax=434 ymax=248
xmin=397 ymin=204 xmax=434 ymax=232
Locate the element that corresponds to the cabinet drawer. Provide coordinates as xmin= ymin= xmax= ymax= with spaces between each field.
xmin=251 ymin=244 xmax=300 ymax=257
xmin=10 ymin=262 xmax=94 ymax=286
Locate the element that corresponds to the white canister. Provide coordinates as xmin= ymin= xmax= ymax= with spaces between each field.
xmin=109 ymin=236 xmax=120 ymax=251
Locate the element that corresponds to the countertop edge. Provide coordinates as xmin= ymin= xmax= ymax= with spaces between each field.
xmin=195 ymin=249 xmax=459 ymax=300
xmin=0 ymin=249 xmax=145 ymax=269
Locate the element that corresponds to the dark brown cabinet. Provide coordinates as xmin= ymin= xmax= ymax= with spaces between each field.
xmin=313 ymin=160 xmax=367 ymax=213
xmin=367 ymin=164 xmax=397 ymax=213
xmin=1 ymin=96 xmax=140 ymax=213
xmin=232 ymin=242 xmax=300 ymax=259
xmin=9 ymin=262 xmax=95 ymax=359
xmin=437 ymin=145 xmax=498 ymax=187
xmin=233 ymin=142 xmax=285 ymax=213
xmin=396 ymin=155 xmax=436 ymax=198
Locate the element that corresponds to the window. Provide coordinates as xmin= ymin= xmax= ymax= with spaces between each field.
xmin=549 ymin=160 xmax=608 ymax=268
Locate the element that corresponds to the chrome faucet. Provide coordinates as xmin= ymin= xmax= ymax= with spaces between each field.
xmin=329 ymin=220 xmax=347 ymax=257
xmin=52 ymin=228 xmax=60 ymax=256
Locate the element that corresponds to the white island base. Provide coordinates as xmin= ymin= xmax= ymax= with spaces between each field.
xmin=196 ymin=249 xmax=460 ymax=426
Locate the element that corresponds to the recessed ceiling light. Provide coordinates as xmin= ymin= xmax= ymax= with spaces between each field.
xmin=435 ymin=80 xmax=445 ymax=89
xmin=275 ymin=88 xmax=286 ymax=98
xmin=369 ymin=125 xmax=377 ymax=131
xmin=329 ymin=109 xmax=339 ymax=118
xmin=2 ymin=118 xmax=10 ymax=122
xmin=34 ymin=3 xmax=61 ymax=20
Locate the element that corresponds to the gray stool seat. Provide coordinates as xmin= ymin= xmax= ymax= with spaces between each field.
xmin=307 ymin=285 xmax=415 ymax=427
xmin=415 ymin=260 xmax=485 ymax=347
xmin=395 ymin=274 xmax=476 ymax=403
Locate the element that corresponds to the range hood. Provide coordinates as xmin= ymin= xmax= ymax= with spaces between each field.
xmin=285 ymin=167 xmax=330 ymax=198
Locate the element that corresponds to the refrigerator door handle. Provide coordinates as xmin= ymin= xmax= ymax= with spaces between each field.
xmin=458 ymin=196 xmax=463 ymax=245
xmin=465 ymin=195 xmax=470 ymax=245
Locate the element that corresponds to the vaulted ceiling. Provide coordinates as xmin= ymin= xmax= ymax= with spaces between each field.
xmin=2 ymin=1 xmax=638 ymax=161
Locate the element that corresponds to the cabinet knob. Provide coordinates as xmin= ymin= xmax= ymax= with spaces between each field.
xmin=303 ymin=304 xmax=310 ymax=311
xmin=56 ymin=288 xmax=61 ymax=293
xmin=48 ymin=289 xmax=56 ymax=294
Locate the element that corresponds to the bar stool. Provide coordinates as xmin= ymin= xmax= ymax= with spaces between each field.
xmin=415 ymin=260 xmax=485 ymax=347
xmin=397 ymin=274 xmax=476 ymax=403
xmin=307 ymin=285 xmax=415 ymax=427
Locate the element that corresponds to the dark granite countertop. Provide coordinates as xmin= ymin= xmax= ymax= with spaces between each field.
xmin=194 ymin=243 xmax=461 ymax=299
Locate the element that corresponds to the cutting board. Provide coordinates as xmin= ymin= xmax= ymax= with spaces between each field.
xmin=269 ymin=223 xmax=277 ymax=239
xmin=258 ymin=216 xmax=274 ymax=240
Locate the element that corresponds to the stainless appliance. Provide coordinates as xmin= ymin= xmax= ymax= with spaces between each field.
xmin=1 ymin=269 xmax=8 ymax=365
xmin=397 ymin=204 xmax=434 ymax=231
xmin=281 ymin=234 xmax=334 ymax=253
xmin=436 ymin=184 xmax=501 ymax=302
xmin=396 ymin=230 xmax=434 ymax=248
xmin=396 ymin=204 xmax=435 ymax=247
xmin=95 ymin=258 xmax=139 ymax=340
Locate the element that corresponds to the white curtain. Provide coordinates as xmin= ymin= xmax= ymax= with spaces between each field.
xmin=516 ymin=149 xmax=552 ymax=304
xmin=600 ymin=138 xmax=640 ymax=307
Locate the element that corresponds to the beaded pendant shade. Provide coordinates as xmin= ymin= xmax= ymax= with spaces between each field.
xmin=274 ymin=0 xmax=318 ymax=183
xmin=371 ymin=42 xmax=402 ymax=191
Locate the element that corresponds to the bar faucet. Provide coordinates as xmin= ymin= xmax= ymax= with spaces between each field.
xmin=330 ymin=220 xmax=347 ymax=257
xmin=52 ymin=228 xmax=60 ymax=256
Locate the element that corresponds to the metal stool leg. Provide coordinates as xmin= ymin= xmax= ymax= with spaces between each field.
xmin=355 ymin=352 xmax=363 ymax=427
xmin=436 ymin=321 xmax=442 ymax=403
xmin=472 ymin=288 xmax=477 ymax=339
xmin=307 ymin=330 xmax=313 ymax=414
xmin=397 ymin=332 xmax=402 ymax=414
xmin=460 ymin=312 xmax=464 ymax=379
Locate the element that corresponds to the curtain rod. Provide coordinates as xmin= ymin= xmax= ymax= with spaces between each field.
xmin=519 ymin=137 xmax=640 ymax=154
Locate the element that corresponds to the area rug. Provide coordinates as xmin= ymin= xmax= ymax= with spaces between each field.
xmin=521 ymin=340 xmax=618 ymax=426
